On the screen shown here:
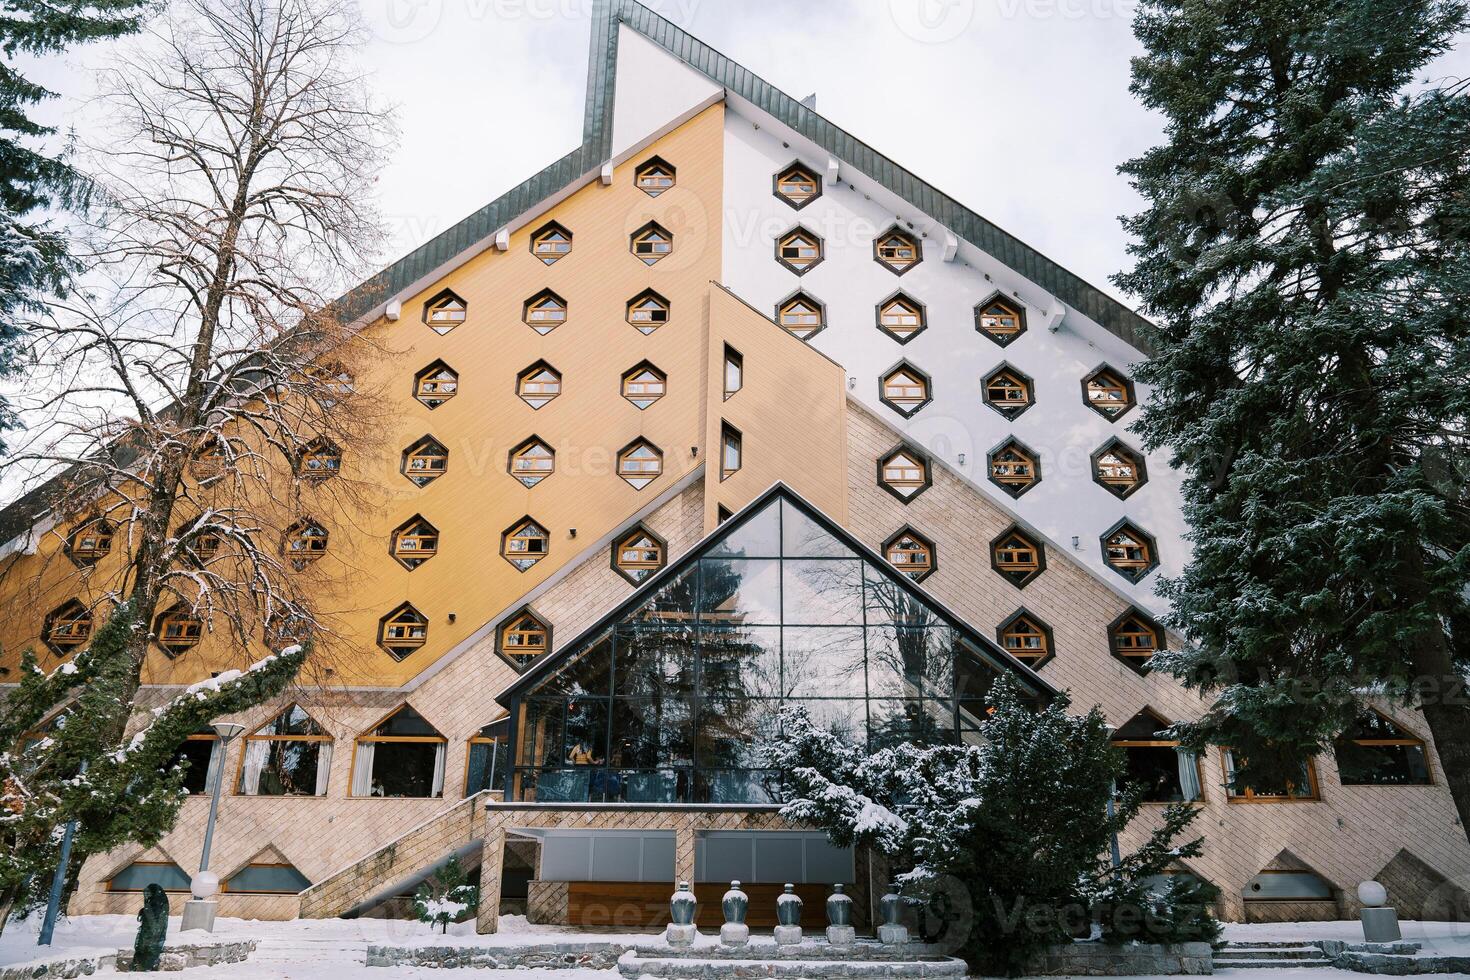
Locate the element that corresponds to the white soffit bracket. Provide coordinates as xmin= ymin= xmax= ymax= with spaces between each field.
xmin=600 ymin=161 xmax=614 ymax=185
xmin=826 ymin=156 xmax=840 ymax=185
xmin=942 ymin=230 xmax=960 ymax=263
xmin=385 ymin=299 xmax=402 ymax=322
xmin=494 ymin=228 xmax=510 ymax=251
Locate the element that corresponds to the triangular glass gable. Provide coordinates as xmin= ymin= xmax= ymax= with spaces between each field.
xmin=370 ymin=704 xmax=442 ymax=739
xmin=500 ymin=489 xmax=1045 ymax=805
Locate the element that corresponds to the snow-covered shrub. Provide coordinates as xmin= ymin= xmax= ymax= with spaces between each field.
xmin=413 ymin=856 xmax=480 ymax=933
xmin=772 ymin=677 xmax=1219 ymax=975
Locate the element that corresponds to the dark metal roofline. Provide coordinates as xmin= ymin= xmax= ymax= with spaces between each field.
xmin=492 ymin=480 xmax=1060 ymax=708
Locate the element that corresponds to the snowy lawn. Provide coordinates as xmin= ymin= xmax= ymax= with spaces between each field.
xmin=1222 ymin=918 xmax=1470 ymax=957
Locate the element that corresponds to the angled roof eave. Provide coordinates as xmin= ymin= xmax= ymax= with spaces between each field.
xmin=493 ymin=480 xmax=1059 ymax=707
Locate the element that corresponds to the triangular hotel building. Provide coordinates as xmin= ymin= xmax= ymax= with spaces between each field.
xmin=3 ymin=0 xmax=1467 ymax=929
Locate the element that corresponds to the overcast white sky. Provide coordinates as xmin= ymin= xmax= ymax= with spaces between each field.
xmin=24 ymin=0 xmax=1470 ymax=308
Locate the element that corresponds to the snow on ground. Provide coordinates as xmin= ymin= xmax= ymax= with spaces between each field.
xmin=3 ymin=914 xmax=1470 ymax=977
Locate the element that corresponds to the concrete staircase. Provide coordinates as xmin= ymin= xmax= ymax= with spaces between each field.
xmin=1213 ymin=941 xmax=1335 ymax=970
xmin=297 ymin=791 xmax=489 ymax=919
xmin=615 ymin=942 xmax=969 ymax=979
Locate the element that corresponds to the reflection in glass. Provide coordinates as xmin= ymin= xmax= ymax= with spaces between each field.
xmin=781 ymin=627 xmax=865 ymax=698
xmin=707 ymin=498 xmax=781 ymax=558
xmin=782 ymin=560 xmax=864 ymax=626
xmin=700 ymin=626 xmax=782 ymax=700
xmin=698 ymin=559 xmax=780 ymax=625
xmin=781 ymin=500 xmax=854 ymax=558
xmin=786 ymin=699 xmax=868 ymax=744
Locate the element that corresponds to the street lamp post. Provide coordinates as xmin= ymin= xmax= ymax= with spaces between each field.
xmin=181 ymin=722 xmax=245 ymax=933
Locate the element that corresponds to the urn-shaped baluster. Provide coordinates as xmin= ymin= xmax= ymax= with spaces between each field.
xmin=776 ymin=883 xmax=804 ymax=927
xmin=722 ymin=880 xmax=749 ymax=924
xmin=669 ymin=880 xmax=698 ymax=926
xmin=880 ymin=883 xmax=903 ymax=927
xmin=826 ymin=883 xmax=852 ymax=927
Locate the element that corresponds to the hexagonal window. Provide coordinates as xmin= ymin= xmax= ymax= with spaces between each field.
xmin=621 ymin=361 xmax=666 ymax=410
xmin=877 ymin=444 xmax=932 ymax=503
xmin=1083 ymin=364 xmax=1137 ymax=421
xmin=774 ymin=162 xmax=821 ymax=209
xmin=1092 ymin=438 xmax=1148 ymax=499
xmin=282 ymin=519 xmax=328 ymax=570
xmin=509 ymin=436 xmax=555 ymax=488
xmin=154 ymin=604 xmax=203 ymax=658
xmin=530 ymin=221 xmax=572 ymax=265
xmin=1101 ymin=520 xmax=1158 ymax=583
xmin=627 ymin=289 xmax=670 ymax=335
xmin=265 ymin=610 xmax=314 ymax=653
xmin=635 ymin=156 xmax=675 ymax=197
xmin=422 ymin=288 xmax=466 ymax=336
xmin=43 ymin=600 xmax=92 ymax=657
xmin=413 ymin=360 xmax=458 ymax=409
xmin=982 ymin=364 xmax=1034 ymax=419
xmin=612 ymin=524 xmax=666 ymax=585
xmin=177 ymin=516 xmax=225 ymax=566
xmin=975 ymin=292 xmax=1026 ymax=346
xmin=776 ymin=226 xmax=823 ymax=274
xmin=1110 ymin=608 xmax=1163 ymax=674
xmin=190 ymin=437 xmax=228 ymax=483
xmin=987 ymin=438 xmax=1041 ymax=498
xmin=297 ymin=439 xmax=341 ymax=481
xmin=517 ymin=361 xmax=561 ymax=409
xmin=378 ymin=602 xmax=428 ymax=660
xmin=497 ymin=606 xmax=549 ymax=671
xmin=617 ymin=439 xmax=664 ymax=490
xmin=631 ymin=221 xmax=673 ymax=265
xmin=502 ymin=517 xmax=549 ymax=572
xmin=877 ymin=292 xmax=926 ymax=343
xmin=777 ymin=292 xmax=825 ymax=340
xmin=64 ymin=517 xmax=114 ymax=568
xmin=390 ymin=515 xmax=439 ymax=570
xmin=880 ymin=361 xmax=932 ymax=418
xmin=401 ymin=436 xmax=447 ymax=488
xmin=997 ymin=609 xmax=1054 ymax=670
xmin=874 ymin=227 xmax=921 ymax=274
xmin=990 ymin=526 xmax=1044 ymax=588
xmin=522 ymin=289 xmax=567 ymax=335
xmin=883 ymin=526 xmax=936 ymax=582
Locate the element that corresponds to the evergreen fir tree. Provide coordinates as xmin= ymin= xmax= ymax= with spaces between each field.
xmin=412 ymin=856 xmax=479 ymax=934
xmin=772 ymin=679 xmax=1218 ymax=976
xmin=1115 ymin=0 xmax=1470 ymax=836
xmin=0 ymin=0 xmax=153 ymax=447
xmin=0 ymin=603 xmax=307 ymax=928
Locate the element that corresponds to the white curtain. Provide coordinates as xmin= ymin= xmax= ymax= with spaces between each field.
xmin=240 ymin=740 xmax=270 ymax=796
xmin=430 ymin=743 xmax=446 ymax=798
xmin=352 ymin=742 xmax=376 ymax=796
xmin=314 ymin=743 xmax=334 ymax=796
xmin=1176 ymin=748 xmax=1202 ymax=801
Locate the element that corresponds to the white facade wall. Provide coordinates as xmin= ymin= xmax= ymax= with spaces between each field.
xmin=718 ymin=106 xmax=1188 ymax=614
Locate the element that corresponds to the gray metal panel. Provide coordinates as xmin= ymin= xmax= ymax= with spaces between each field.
xmin=591 ymin=835 xmax=641 ymax=881
xmin=804 ymin=837 xmax=855 ymax=884
xmin=699 ymin=834 xmax=754 ymax=884
xmin=753 ymin=834 xmax=803 ymax=883
xmin=642 ymin=834 xmax=676 ymax=881
xmin=541 ymin=835 xmax=593 ymax=881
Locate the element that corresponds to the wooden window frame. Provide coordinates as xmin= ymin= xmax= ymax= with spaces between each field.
xmin=611 ymin=525 xmax=667 ymax=585
xmin=1335 ymin=709 xmax=1434 ymax=787
xmin=877 ymin=293 xmax=926 ymax=343
xmin=1082 ymin=364 xmax=1137 ymax=422
xmin=996 ymin=609 xmax=1054 ymax=670
xmin=1111 ymin=710 xmax=1205 ymax=804
xmin=882 ymin=526 xmax=936 ymax=583
xmin=616 ymin=439 xmax=664 ymax=490
xmin=465 ymin=720 xmax=510 ymax=797
xmin=982 ymin=365 xmax=1035 ymax=419
xmin=496 ymin=607 xmax=551 ymax=672
xmin=620 ymin=361 xmax=667 ymax=410
xmin=1101 ymin=520 xmax=1159 ymax=582
xmin=508 ymin=437 xmax=556 ymax=488
xmin=986 ymin=437 xmax=1041 ymax=499
xmin=401 ymin=435 xmax=448 ymax=488
xmin=879 ymin=361 xmax=932 ymax=418
xmin=43 ymin=599 xmax=93 ymax=656
xmin=626 ymin=289 xmax=670 ymax=335
xmin=773 ymin=162 xmax=821 ymax=209
xmin=377 ymin=602 xmax=428 ymax=661
xmin=876 ymin=446 xmax=931 ymax=503
xmin=1109 ymin=608 xmax=1163 ymax=675
xmin=522 ymin=289 xmax=568 ymax=336
xmin=630 ymin=221 xmax=673 ymax=265
xmin=530 ymin=221 xmax=572 ymax=265
xmin=1221 ymin=748 xmax=1321 ymax=803
xmin=153 ymin=604 xmax=204 ymax=657
xmin=720 ymin=423 xmax=742 ymax=482
xmin=990 ymin=528 xmax=1044 ymax=588
xmin=350 ymin=705 xmax=448 ymax=799
xmin=422 ymin=288 xmax=467 ymax=336
xmin=775 ymin=227 xmax=824 ymax=274
xmin=776 ymin=292 xmax=825 ymax=340
xmin=297 ymin=439 xmax=341 ymax=482
xmin=873 ymin=227 xmax=921 ymax=275
xmin=635 ymin=156 xmax=675 ymax=197
xmin=502 ymin=517 xmax=549 ymax=572
xmin=282 ymin=519 xmax=328 ymax=569
xmin=233 ymin=704 xmax=332 ymax=798
xmin=413 ymin=360 xmax=459 ymax=410
xmin=974 ymin=292 xmax=1027 ymax=346
xmin=1091 ymin=438 xmax=1148 ymax=500
xmin=389 ymin=515 xmax=440 ymax=570
xmin=517 ymin=361 xmax=562 ymax=410
xmin=723 ymin=345 xmax=743 ymax=401
xmin=65 ymin=517 xmax=115 ymax=567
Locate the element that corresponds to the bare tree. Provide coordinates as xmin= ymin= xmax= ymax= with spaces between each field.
xmin=0 ymin=0 xmax=395 ymax=740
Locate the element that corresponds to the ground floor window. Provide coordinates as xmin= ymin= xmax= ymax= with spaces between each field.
xmin=107 ymin=861 xmax=190 ymax=893
xmin=353 ymin=705 xmax=446 ymax=798
xmin=1112 ymin=710 xmax=1201 ymax=803
xmin=223 ymin=863 xmax=312 ymax=895
xmin=239 ymin=705 xmax=333 ymax=797
xmin=1333 ymin=710 xmax=1432 ymax=786
xmin=170 ymin=732 xmax=220 ymax=795
xmin=1222 ymin=749 xmax=1318 ymax=802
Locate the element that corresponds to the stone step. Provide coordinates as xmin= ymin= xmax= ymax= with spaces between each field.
xmin=1219 ymin=947 xmax=1325 ymax=960
xmin=618 ymin=949 xmax=969 ymax=979
xmin=1221 ymin=941 xmax=1324 ymax=949
xmin=1214 ymin=958 xmax=1335 ymax=970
